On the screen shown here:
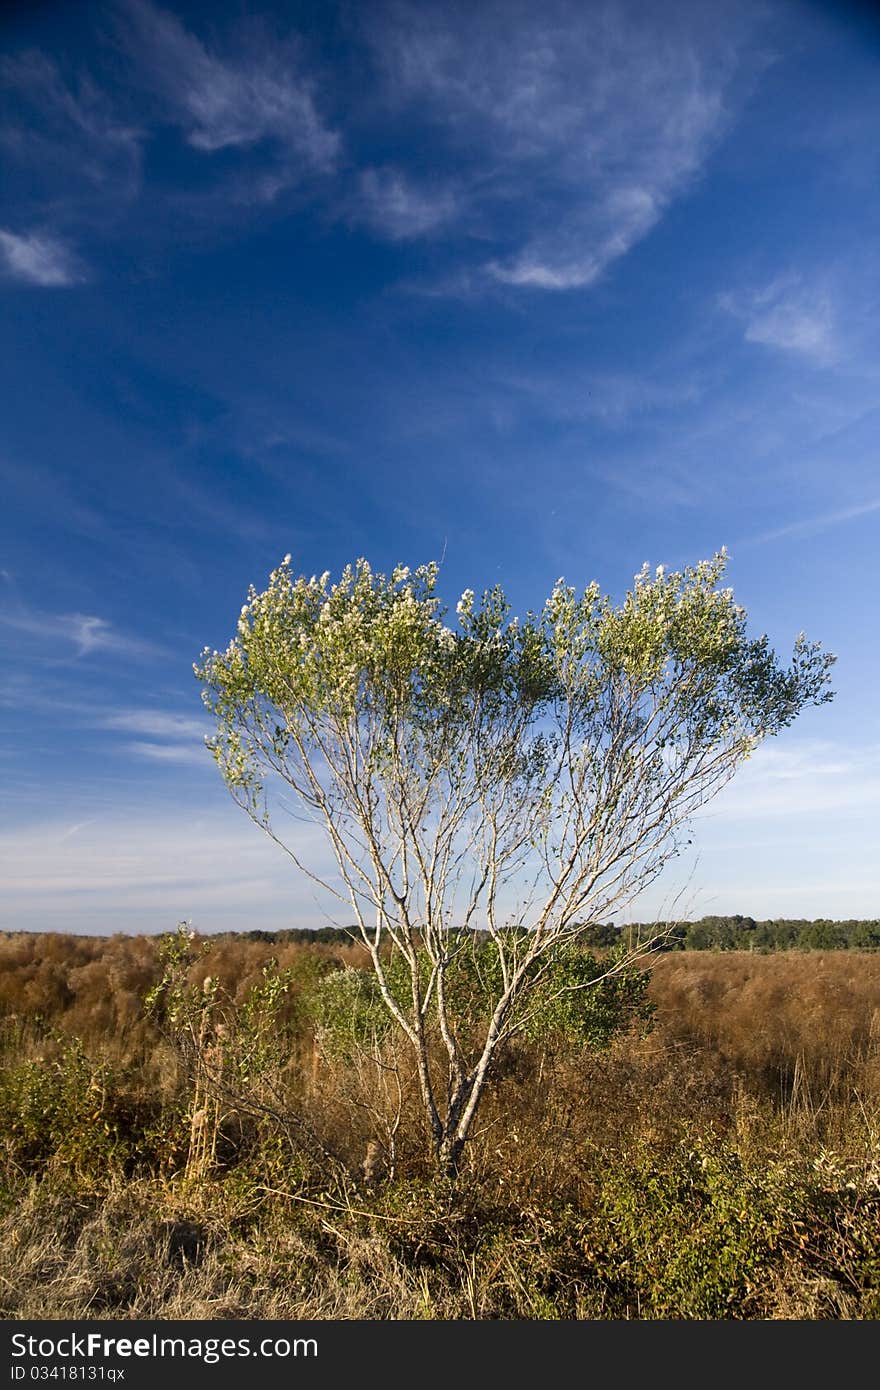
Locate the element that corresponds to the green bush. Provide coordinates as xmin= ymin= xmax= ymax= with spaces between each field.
xmin=592 ymin=1136 xmax=880 ymax=1318
xmin=0 ymin=1035 xmax=134 ymax=1179
xmin=305 ymin=939 xmax=653 ymax=1061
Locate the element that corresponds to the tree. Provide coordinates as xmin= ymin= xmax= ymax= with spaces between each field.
xmin=194 ymin=551 xmax=833 ymax=1175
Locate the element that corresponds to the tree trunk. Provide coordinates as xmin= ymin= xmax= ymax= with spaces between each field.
xmin=437 ymin=1132 xmax=465 ymax=1180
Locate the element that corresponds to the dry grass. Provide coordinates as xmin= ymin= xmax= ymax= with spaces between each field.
xmin=2 ymin=938 xmax=880 ymax=1319
xmin=650 ymin=950 xmax=880 ymax=1101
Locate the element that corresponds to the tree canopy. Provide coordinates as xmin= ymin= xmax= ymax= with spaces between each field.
xmin=195 ymin=551 xmax=834 ymax=1171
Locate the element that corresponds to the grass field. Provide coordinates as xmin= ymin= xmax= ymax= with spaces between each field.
xmin=1 ymin=934 xmax=879 ymax=1319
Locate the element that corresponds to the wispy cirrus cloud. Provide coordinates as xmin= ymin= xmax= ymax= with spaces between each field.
xmin=742 ymin=497 xmax=880 ymax=547
xmin=486 ymin=189 xmax=662 ymax=292
xmin=0 ymin=685 xmax=210 ymax=766
xmin=0 ymin=808 xmax=338 ymax=933
xmin=102 ymin=708 xmax=213 ymax=766
xmin=720 ymin=275 xmax=837 ymax=362
xmin=0 ymin=1 xmax=339 ymax=247
xmin=0 ymin=0 xmax=762 ymax=286
xmin=123 ymin=740 xmax=211 ymax=766
xmin=0 ymin=606 xmax=164 ymax=660
xmin=365 ymin=0 xmax=760 ymax=289
xmin=117 ymin=0 xmax=339 ymax=191
xmin=695 ymin=740 xmax=880 ymax=821
xmin=103 ymin=709 xmax=209 ymax=740
xmin=0 ymin=229 xmax=85 ymax=286
xmin=625 ymin=738 xmax=880 ymax=921
xmin=495 ymin=365 xmax=705 ymax=428
xmin=0 ymin=49 xmax=140 ymax=270
xmin=0 ymin=48 xmax=142 ymax=207
xmin=356 ymin=166 xmax=461 ymax=241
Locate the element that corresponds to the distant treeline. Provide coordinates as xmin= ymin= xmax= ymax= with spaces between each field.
xmin=3 ymin=918 xmax=878 ymax=959
xmin=588 ymin=916 xmax=880 ymax=952
xmin=233 ymin=917 xmax=880 ymax=951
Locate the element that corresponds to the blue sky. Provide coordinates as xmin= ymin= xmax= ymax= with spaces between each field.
xmin=1 ymin=0 xmax=878 ymax=934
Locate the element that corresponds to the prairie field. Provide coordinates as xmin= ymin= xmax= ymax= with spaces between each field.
xmin=1 ymin=932 xmax=879 ymax=1320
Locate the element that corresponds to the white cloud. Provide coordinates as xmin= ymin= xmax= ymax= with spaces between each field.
xmin=746 ymin=303 xmax=834 ymax=357
xmin=695 ymin=739 xmax=880 ymax=821
xmin=720 ymin=275 xmax=837 ymax=362
xmin=367 ymin=0 xmax=756 ymax=290
xmin=2 ymin=733 xmax=875 ymax=932
xmin=0 ymin=229 xmax=84 ymax=286
xmin=744 ymin=497 xmax=880 ymax=546
xmin=57 ymin=820 xmax=97 ymax=844
xmin=625 ymin=738 xmax=880 ymax=921
xmin=357 ymin=167 xmax=460 ymax=240
xmin=69 ymin=615 xmax=128 ymax=655
xmin=0 ymin=49 xmax=142 ymax=199
xmin=103 ymin=709 xmax=209 ymax=740
xmin=487 ymin=186 xmax=662 ymax=291
xmin=123 ymin=740 xmax=211 ymax=766
xmin=0 ymin=809 xmax=341 ymax=934
xmin=104 ymin=710 xmax=213 ymax=766
xmin=119 ymin=0 xmax=339 ymax=181
xmin=497 ymin=365 xmax=704 ymax=427
xmin=0 ymin=606 xmax=163 ymax=660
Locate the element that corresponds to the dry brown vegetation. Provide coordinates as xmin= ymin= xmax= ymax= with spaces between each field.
xmin=1 ymin=933 xmax=879 ymax=1320
xmin=651 ymin=950 xmax=880 ymax=1101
